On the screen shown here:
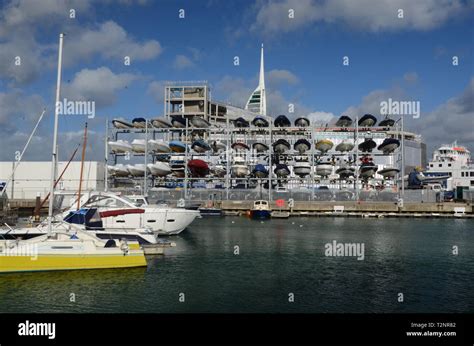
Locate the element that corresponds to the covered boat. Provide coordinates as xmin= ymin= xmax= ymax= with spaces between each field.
xmin=109 ymin=140 xmax=132 ymax=153
xmin=253 ymin=142 xmax=269 ymax=153
xmin=358 ymin=139 xmax=376 ymax=152
xmin=378 ymin=167 xmax=399 ymax=179
xmin=126 ymin=164 xmax=148 ymax=177
xmin=377 ymin=138 xmax=400 ymax=154
xmin=132 ymin=117 xmax=147 ymax=128
xmin=335 ymin=141 xmax=354 ymax=152
xmin=253 ymin=164 xmax=269 ymax=178
xmin=169 ymin=140 xmax=187 ymax=153
xmin=151 ymin=117 xmax=172 ymax=128
xmin=316 ymin=163 xmax=333 ymax=177
xmin=273 ymin=139 xmax=291 ymax=153
xmin=170 ymin=156 xmax=185 ymax=177
xmin=274 ymin=163 xmax=290 ymax=177
xmin=252 ymin=116 xmax=269 ymax=127
xmin=131 ymin=139 xmax=146 ymax=153
xmin=211 ymin=164 xmax=227 ymax=177
xmin=232 ymin=142 xmax=250 ymax=151
xmin=147 ymin=162 xmax=172 ymax=177
xmin=274 ymin=115 xmax=291 ymax=127
xmin=148 ymin=139 xmax=170 ymax=153
xmin=358 ymin=114 xmax=377 ymax=127
xmin=112 ymin=118 xmax=133 ymax=129
xmin=336 ymin=166 xmax=355 ymax=179
xmin=234 ymin=117 xmax=250 ymax=128
xmin=232 ymin=157 xmax=249 ymax=177
xmin=335 ymin=115 xmax=352 ymax=127
xmin=294 ymin=117 xmax=310 ymax=127
xmin=294 ymin=159 xmax=311 ymax=177
xmin=359 ymin=158 xmax=377 ymax=178
xmin=170 ymin=115 xmax=187 ymax=128
xmin=378 ymin=117 xmax=395 ymax=127
xmin=211 ymin=141 xmax=226 ymax=153
xmin=294 ymin=138 xmax=311 ymax=153
xmin=315 ymin=139 xmax=334 ymax=153
xmin=188 ymin=159 xmax=209 ymax=177
xmin=108 ymin=164 xmax=129 ymax=177
xmin=192 ymin=139 xmax=211 ymax=153
xmin=191 ymin=116 xmax=210 ymax=128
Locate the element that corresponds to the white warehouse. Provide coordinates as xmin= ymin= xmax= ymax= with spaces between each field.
xmin=0 ymin=161 xmax=105 ymax=199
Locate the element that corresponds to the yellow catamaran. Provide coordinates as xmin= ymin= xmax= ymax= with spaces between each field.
xmin=0 ymin=33 xmax=147 ymax=273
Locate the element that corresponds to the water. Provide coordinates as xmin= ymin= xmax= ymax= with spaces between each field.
xmin=1 ymin=217 xmax=473 ymax=313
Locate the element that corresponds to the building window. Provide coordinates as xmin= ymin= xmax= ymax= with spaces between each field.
xmin=471 ymin=181 xmax=474 ymax=186
xmin=439 ymin=164 xmax=442 ymax=167
xmin=462 ymin=172 xmax=465 ymax=177
xmin=471 ymin=172 xmax=474 ymax=177
xmin=448 ymin=163 xmax=451 ymax=167
xmin=430 ymin=164 xmax=433 ymax=167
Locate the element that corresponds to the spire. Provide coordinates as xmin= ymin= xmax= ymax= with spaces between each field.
xmin=245 ymin=44 xmax=267 ymax=116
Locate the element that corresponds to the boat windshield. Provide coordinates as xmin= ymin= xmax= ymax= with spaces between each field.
xmin=83 ymin=195 xmax=131 ymax=208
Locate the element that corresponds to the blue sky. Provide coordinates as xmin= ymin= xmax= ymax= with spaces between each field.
xmin=0 ymin=0 xmax=473 ymax=161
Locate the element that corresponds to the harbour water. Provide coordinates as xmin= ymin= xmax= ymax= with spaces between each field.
xmin=1 ymin=217 xmax=472 ymax=313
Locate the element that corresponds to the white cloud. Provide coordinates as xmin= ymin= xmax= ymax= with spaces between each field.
xmin=173 ymin=55 xmax=195 ymax=70
xmin=147 ymin=80 xmax=167 ymax=104
xmin=251 ymin=0 xmax=471 ymax=36
xmin=307 ymin=111 xmax=337 ymax=126
xmin=62 ymin=67 xmax=139 ymax=108
xmin=267 ymin=69 xmax=299 ymax=87
xmin=0 ymin=91 xmax=46 ymax=134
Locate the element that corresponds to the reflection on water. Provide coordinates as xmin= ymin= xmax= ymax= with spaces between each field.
xmin=0 ymin=217 xmax=472 ymax=313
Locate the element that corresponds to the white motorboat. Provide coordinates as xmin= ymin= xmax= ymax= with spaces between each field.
xmin=108 ymin=164 xmax=129 ymax=177
xmin=147 ymin=162 xmax=172 ymax=176
xmin=151 ymin=117 xmax=172 ymax=128
xmin=131 ymin=139 xmax=146 ymax=153
xmin=294 ymin=157 xmax=311 ymax=177
xmin=108 ymin=140 xmax=132 ymax=153
xmin=316 ymin=163 xmax=333 ymax=177
xmin=126 ymin=164 xmax=148 ymax=177
xmin=378 ymin=167 xmax=400 ymax=179
xmin=315 ymin=139 xmax=334 ymax=153
xmin=65 ymin=192 xmax=200 ymax=235
xmin=191 ymin=116 xmax=210 ymax=128
xmin=232 ymin=157 xmax=249 ymax=177
xmin=148 ymin=139 xmax=170 ymax=153
xmin=112 ymin=118 xmax=134 ymax=129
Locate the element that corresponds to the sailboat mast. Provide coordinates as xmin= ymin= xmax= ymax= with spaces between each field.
xmin=76 ymin=122 xmax=88 ymax=210
xmin=47 ymin=33 xmax=64 ymax=234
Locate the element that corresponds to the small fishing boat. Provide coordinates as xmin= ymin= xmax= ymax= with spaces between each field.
xmin=112 ymin=118 xmax=134 ymax=129
xmin=108 ymin=140 xmax=132 ymax=153
xmin=377 ymin=138 xmax=400 ymax=154
xmin=148 ymin=139 xmax=170 ymax=153
xmin=294 ymin=138 xmax=311 ymax=153
xmin=192 ymin=139 xmax=211 ymax=153
xmin=131 ymin=139 xmax=146 ymax=153
xmin=335 ymin=141 xmax=354 ymax=152
xmin=232 ymin=142 xmax=250 ymax=151
xmin=335 ymin=115 xmax=353 ymax=127
xmin=294 ymin=159 xmax=311 ymax=177
xmin=253 ymin=142 xmax=269 ymax=153
xmin=234 ymin=117 xmax=250 ymax=128
xmin=147 ymin=162 xmax=172 ymax=177
xmin=315 ymin=139 xmax=334 ymax=153
xmin=358 ymin=139 xmax=377 ymax=153
xmin=170 ymin=115 xmax=187 ymax=128
xmin=378 ymin=117 xmax=395 ymax=127
xmin=253 ymin=164 xmax=269 ymax=178
xmin=188 ymin=159 xmax=209 ymax=177
xmin=316 ymin=163 xmax=333 ymax=177
xmin=294 ymin=117 xmax=310 ymax=127
xmin=336 ymin=166 xmax=355 ymax=179
xmin=232 ymin=157 xmax=249 ymax=177
xmin=108 ymin=164 xmax=129 ymax=177
xmin=378 ymin=167 xmax=399 ymax=179
xmin=358 ymin=114 xmax=377 ymax=127
xmin=126 ymin=164 xmax=148 ymax=177
xmin=210 ymin=141 xmax=226 ymax=153
xmin=132 ymin=117 xmax=148 ymax=128
xmin=191 ymin=116 xmax=210 ymax=128
xmin=169 ymin=140 xmax=187 ymax=153
xmin=274 ymin=163 xmax=290 ymax=177
xmin=252 ymin=116 xmax=269 ymax=127
xmin=151 ymin=117 xmax=172 ymax=128
xmin=250 ymin=200 xmax=271 ymax=220
xmin=274 ymin=115 xmax=291 ymax=127
xmin=273 ymin=139 xmax=291 ymax=153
